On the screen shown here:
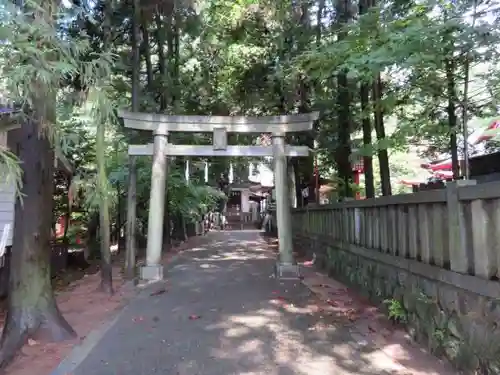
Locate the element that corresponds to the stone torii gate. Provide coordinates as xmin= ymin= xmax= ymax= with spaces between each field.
xmin=118 ymin=110 xmax=318 ymax=281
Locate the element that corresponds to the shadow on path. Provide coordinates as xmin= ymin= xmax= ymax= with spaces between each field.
xmin=71 ymin=231 xmax=457 ymax=375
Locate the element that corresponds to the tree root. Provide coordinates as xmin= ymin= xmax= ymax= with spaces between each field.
xmin=0 ymin=322 xmax=29 ymax=371
xmin=0 ymin=306 xmax=76 ymax=370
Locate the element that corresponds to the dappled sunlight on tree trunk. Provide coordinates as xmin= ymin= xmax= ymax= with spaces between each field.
xmin=373 ymin=74 xmax=391 ymax=196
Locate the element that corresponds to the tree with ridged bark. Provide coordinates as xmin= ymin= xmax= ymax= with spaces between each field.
xmin=0 ymin=113 xmax=77 ymax=367
xmin=0 ymin=0 xmax=109 ymax=365
xmin=0 ymin=1 xmax=79 ymax=365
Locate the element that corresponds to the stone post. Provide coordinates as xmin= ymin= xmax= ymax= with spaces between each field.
xmin=141 ymin=131 xmax=168 ymax=281
xmin=272 ymin=135 xmax=300 ymax=278
xmin=446 ymin=179 xmax=476 ymax=274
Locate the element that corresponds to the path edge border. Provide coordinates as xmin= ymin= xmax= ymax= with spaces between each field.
xmin=48 ymin=280 xmax=136 ymax=375
xmin=49 ymin=248 xmax=189 ymax=375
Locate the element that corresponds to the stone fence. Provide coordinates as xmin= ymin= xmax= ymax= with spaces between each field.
xmin=278 ymin=180 xmax=500 ymax=374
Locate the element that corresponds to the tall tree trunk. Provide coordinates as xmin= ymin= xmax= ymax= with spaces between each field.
xmin=96 ymin=123 xmax=112 ymax=294
xmin=445 ymin=57 xmax=460 ymax=179
xmin=62 ymin=175 xmax=72 ymax=245
xmin=163 ymin=7 xmax=181 ymax=250
xmin=96 ymin=0 xmax=113 ymax=294
xmin=141 ymin=22 xmax=154 ymax=90
xmin=115 ymin=142 xmax=122 ymax=252
xmin=337 ymin=70 xmax=353 ymax=198
xmin=359 ymin=0 xmax=374 ymax=198
xmin=369 ymin=0 xmax=391 ymax=196
xmin=155 ymin=14 xmax=168 ymax=111
xmin=316 ymin=0 xmax=324 ymax=45
xmin=372 ymin=74 xmax=392 ymax=196
xmin=85 ymin=211 xmax=100 ymax=260
xmin=335 ymin=0 xmax=353 ymax=198
xmin=0 ymin=119 xmax=76 ymax=368
xmin=460 ymin=0 xmax=477 ymax=179
xmin=162 ymin=160 xmax=171 ymax=251
xmin=172 ymin=7 xmax=180 ymax=109
xmin=0 ymin=0 xmax=76 ymax=364
xmin=296 ymin=1 xmax=314 ymax=206
xmin=289 ymin=0 xmax=315 ymax=206
xmin=361 ymin=82 xmax=375 ymax=198
xmin=131 ymin=5 xmax=141 ymax=112
xmin=125 ymin=0 xmax=140 ymax=279
xmin=166 ymin=10 xmax=174 ymax=106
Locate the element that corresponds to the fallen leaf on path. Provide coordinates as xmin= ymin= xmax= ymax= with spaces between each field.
xmin=150 ymin=288 xmax=167 ymax=296
xmin=346 ymin=308 xmax=359 ymax=321
xmin=189 ymin=315 xmax=201 ymax=320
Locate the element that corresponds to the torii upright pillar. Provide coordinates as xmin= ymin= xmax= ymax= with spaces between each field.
xmin=272 ymin=135 xmax=294 ymax=266
xmin=141 ymin=129 xmax=168 ymax=281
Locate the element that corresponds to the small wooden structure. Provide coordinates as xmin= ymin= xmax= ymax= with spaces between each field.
xmin=403 ymin=150 xmax=500 ymax=192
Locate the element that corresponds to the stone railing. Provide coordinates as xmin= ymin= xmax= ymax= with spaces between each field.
xmin=280 ymin=180 xmax=500 ymax=374
xmin=293 ymin=180 xmax=500 ymax=279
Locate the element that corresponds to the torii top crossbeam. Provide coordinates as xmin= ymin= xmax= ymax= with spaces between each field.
xmin=118 ymin=110 xmax=319 ymax=135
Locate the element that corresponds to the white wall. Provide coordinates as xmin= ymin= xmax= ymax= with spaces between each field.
xmin=241 ymin=190 xmax=250 ymax=212
xmin=0 ymin=131 xmax=15 ymax=246
xmin=248 ymin=161 xmax=274 ymax=187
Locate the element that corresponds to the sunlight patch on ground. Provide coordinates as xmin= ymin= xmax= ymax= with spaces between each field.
xmin=360 ymin=349 xmax=408 ymax=373
xmin=192 ymin=251 xmax=270 ymax=261
xmin=189 ymin=247 xmax=210 ymax=252
xmin=224 ymin=325 xmax=252 ymax=338
xmin=228 ymin=314 xmax=273 ymax=328
xmin=204 ymin=309 xmax=278 ymax=333
xmin=199 ymin=263 xmax=220 ymax=269
xmin=204 ymin=299 xmax=423 ymax=375
xmin=268 ymin=299 xmax=314 ymax=315
xmin=204 ymin=308 xmax=353 ymax=375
